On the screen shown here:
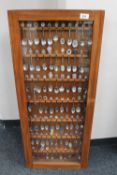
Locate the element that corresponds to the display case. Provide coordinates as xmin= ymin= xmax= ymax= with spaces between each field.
xmin=8 ymin=10 xmax=104 ymax=168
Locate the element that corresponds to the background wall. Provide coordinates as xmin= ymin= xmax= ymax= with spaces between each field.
xmin=0 ymin=0 xmax=117 ymax=139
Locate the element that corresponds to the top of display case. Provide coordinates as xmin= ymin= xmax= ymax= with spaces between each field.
xmin=8 ymin=9 xmax=105 ymax=21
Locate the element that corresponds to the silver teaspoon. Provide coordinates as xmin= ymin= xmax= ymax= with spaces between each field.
xmin=72 ymin=86 xmax=77 ymax=93
xmin=67 ymin=56 xmax=72 ymax=72
xmin=71 ymin=105 xmax=76 ymax=114
xmin=49 ymin=56 xmax=54 ymax=71
xmin=42 ymin=55 xmax=47 ymax=71
xmin=60 ymin=31 xmax=65 ymax=45
xmin=54 ymin=86 xmax=59 ymax=94
xmin=54 ymin=55 xmax=59 ymax=72
xmin=41 ymin=21 xmax=45 ymax=28
xmin=36 ymin=65 xmax=41 ymax=72
xmin=67 ymin=29 xmax=72 ymax=46
xmin=49 ymin=107 xmax=54 ymax=114
xmin=47 ymin=29 xmax=53 ymax=45
xmin=87 ymin=24 xmax=93 ymax=46
xmin=72 ymin=26 xmax=79 ymax=48
xmin=41 ymin=30 xmax=46 ymax=46
xmin=53 ymin=30 xmax=59 ymax=42
xmin=29 ymin=55 xmax=35 ymax=71
xmin=72 ymin=55 xmax=77 ymax=72
xmin=60 ymin=105 xmax=64 ymax=113
xmin=28 ymin=29 xmax=33 ymax=46
xmin=48 ymin=85 xmax=53 ymax=92
xmin=34 ymin=30 xmax=40 ymax=45
xmin=23 ymin=64 xmax=28 ymax=71
xmin=21 ymin=39 xmax=27 ymax=46
xmin=60 ymin=55 xmax=65 ymax=72
xmin=35 ymin=59 xmax=41 ymax=72
xmin=59 ymin=84 xmax=65 ymax=93
xmin=76 ymin=106 xmax=81 ymax=113
xmin=66 ymin=49 xmax=72 ymax=55
xmin=80 ymin=24 xmax=85 ymax=47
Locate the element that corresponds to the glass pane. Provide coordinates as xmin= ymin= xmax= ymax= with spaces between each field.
xmin=20 ymin=20 xmax=93 ymax=162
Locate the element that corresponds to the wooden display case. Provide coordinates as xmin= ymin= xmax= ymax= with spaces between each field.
xmin=8 ymin=10 xmax=105 ymax=168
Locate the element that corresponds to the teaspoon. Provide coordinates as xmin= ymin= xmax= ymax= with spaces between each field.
xmin=41 ymin=30 xmax=46 ymax=46
xmin=47 ymin=29 xmax=53 ymax=45
xmin=34 ymin=30 xmax=40 ymax=45
xmin=72 ymin=32 xmax=78 ymax=48
xmin=54 ymin=86 xmax=59 ymax=94
xmin=22 ymin=47 xmax=27 ymax=56
xmin=60 ymin=31 xmax=65 ymax=45
xmin=67 ymin=57 xmax=72 ymax=72
xmin=49 ymin=104 xmax=54 ymax=114
xmin=80 ymin=24 xmax=85 ymax=47
xmin=53 ymin=30 xmax=59 ymax=42
xmin=67 ymin=29 xmax=72 ymax=46
xmin=47 ymin=46 xmax=52 ymax=54
xmin=71 ymin=102 xmax=76 ymax=114
xmin=41 ymin=22 xmax=45 ymax=28
xmin=27 ymin=22 xmax=33 ymax=28
xmin=29 ymin=55 xmax=35 ymax=71
xmin=60 ymin=55 xmax=65 ymax=72
xmin=23 ymin=64 xmax=28 ymax=71
xmin=20 ymin=22 xmax=25 ymax=28
xmin=72 ymin=54 xmax=77 ymax=72
xmin=72 ymin=85 xmax=77 ymax=93
xmin=54 ymin=54 xmax=59 ymax=72
xmin=59 ymin=84 xmax=65 ymax=93
xmin=87 ymin=23 xmax=93 ymax=46
xmin=28 ymin=29 xmax=33 ymax=46
xmin=33 ymin=21 xmax=39 ymax=28
xmin=76 ymin=106 xmax=81 ymax=113
xmin=34 ymin=86 xmax=41 ymax=94
xmin=77 ymin=86 xmax=82 ymax=93
xmin=35 ymin=59 xmax=41 ymax=72
xmin=49 ymin=55 xmax=54 ymax=71
xmin=21 ymin=38 xmax=27 ymax=46
xmin=39 ymin=105 xmax=43 ymax=114
xmin=42 ymin=55 xmax=47 ymax=71
xmin=66 ymin=49 xmax=72 ymax=55
xmin=60 ymin=104 xmax=64 ymax=113
xmin=55 ymin=104 xmax=59 ymax=113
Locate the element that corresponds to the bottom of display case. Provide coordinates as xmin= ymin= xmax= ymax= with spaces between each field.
xmin=31 ymin=160 xmax=83 ymax=168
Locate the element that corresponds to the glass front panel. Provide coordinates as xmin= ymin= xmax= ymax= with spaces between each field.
xmin=20 ymin=20 xmax=93 ymax=162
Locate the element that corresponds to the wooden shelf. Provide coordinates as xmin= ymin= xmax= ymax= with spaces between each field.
xmin=24 ymin=54 xmax=88 ymax=58
xmin=32 ymin=149 xmax=80 ymax=154
xmin=31 ymin=135 xmax=80 ymax=140
xmin=27 ymin=99 xmax=85 ymax=104
xmin=25 ymin=78 xmax=87 ymax=82
xmin=22 ymin=26 xmax=90 ymax=31
xmin=30 ymin=118 xmax=83 ymax=123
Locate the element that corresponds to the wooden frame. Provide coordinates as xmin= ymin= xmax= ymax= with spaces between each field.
xmin=8 ymin=10 xmax=105 ymax=168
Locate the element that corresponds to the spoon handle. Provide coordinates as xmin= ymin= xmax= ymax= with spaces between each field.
xmin=68 ymin=29 xmax=71 ymax=38
xmin=42 ymin=29 xmax=44 ymax=39
xmin=55 ymin=54 xmax=57 ymax=65
xmin=29 ymin=28 xmax=32 ymax=40
xmin=62 ymin=55 xmax=64 ymax=64
xmin=81 ymin=23 xmax=85 ymax=41
xmin=79 ymin=49 xmax=83 ymax=66
xmin=68 ymin=56 xmax=70 ymax=65
xmin=30 ymin=54 xmax=32 ymax=64
xmin=74 ymin=54 xmax=77 ymax=64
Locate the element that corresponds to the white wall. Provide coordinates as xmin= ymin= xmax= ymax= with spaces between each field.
xmin=66 ymin=1 xmax=117 ymax=139
xmin=0 ymin=0 xmax=117 ymax=139
xmin=0 ymin=0 xmax=60 ymax=120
